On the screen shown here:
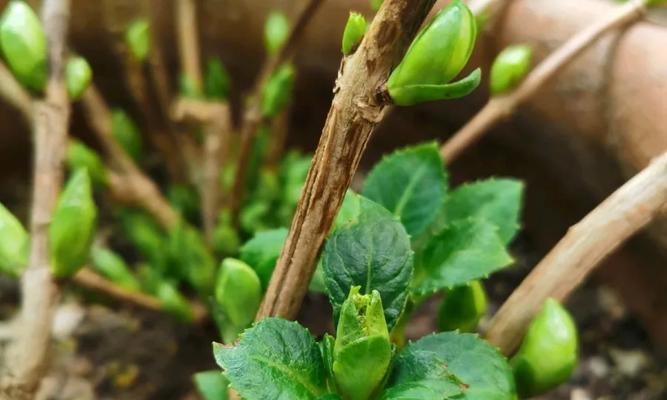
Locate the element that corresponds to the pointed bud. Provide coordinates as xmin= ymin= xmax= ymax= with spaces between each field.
xmin=111 ymin=109 xmax=143 ymax=160
xmin=264 ymin=11 xmax=289 ymax=55
xmin=65 ymin=56 xmax=92 ymax=100
xmin=92 ymin=247 xmax=141 ymax=292
xmin=341 ymin=12 xmax=367 ymax=55
xmin=333 ymin=287 xmax=392 ymax=400
xmin=261 ymin=63 xmax=295 ymax=118
xmin=0 ymin=0 xmax=47 ymax=92
xmin=157 ymin=281 xmax=194 ymax=323
xmin=386 ymin=0 xmax=480 ymax=106
xmin=116 ymin=209 xmax=165 ymax=267
xmin=490 ymin=44 xmax=532 ymax=95
xmin=49 ymin=169 xmax=97 ymax=278
xmin=0 ymin=202 xmax=28 ymax=277
xmin=168 ymin=223 xmax=215 ymax=296
xmin=214 ymin=258 xmax=262 ymax=343
xmin=512 ymin=298 xmax=578 ymax=397
xmin=438 ymin=280 xmax=487 ymax=332
xmin=205 ymin=57 xmax=231 ymax=101
xmin=66 ymin=140 xmax=107 ymax=187
xmin=125 ymin=19 xmax=150 ymax=62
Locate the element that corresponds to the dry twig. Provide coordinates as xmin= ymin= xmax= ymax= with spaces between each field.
xmin=440 ymin=0 xmax=649 ymax=163
xmin=0 ymin=1 xmax=71 ymax=397
xmin=486 ymin=152 xmax=667 ymax=355
xmin=256 ymin=0 xmax=438 ymax=320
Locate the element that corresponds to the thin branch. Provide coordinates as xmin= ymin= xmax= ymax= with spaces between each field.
xmin=486 ymin=152 xmax=667 ymax=355
xmin=175 ymin=0 xmax=203 ymax=93
xmin=229 ymin=0 xmax=325 ymax=220
xmin=0 ymin=61 xmax=33 ymax=123
xmin=0 ymin=1 xmax=71 ymax=398
xmin=440 ymin=0 xmax=649 ymax=163
xmin=256 ymin=0 xmax=438 ymax=320
xmin=72 ymin=268 xmax=208 ymax=323
xmin=264 ymin=107 xmax=291 ymax=169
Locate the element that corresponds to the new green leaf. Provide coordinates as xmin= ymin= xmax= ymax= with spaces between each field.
xmin=111 ymin=109 xmax=143 ymax=160
xmin=66 ymin=140 xmax=107 ymax=186
xmin=193 ymin=370 xmax=229 ymax=400
xmin=0 ymin=202 xmax=28 ymax=277
xmin=92 ymin=247 xmax=141 ymax=291
xmin=65 ymin=55 xmax=92 ymax=100
xmin=125 ymin=19 xmax=150 ymax=62
xmin=214 ymin=318 xmax=328 ymax=400
xmin=239 ymin=228 xmax=288 ymax=289
xmin=363 ymin=143 xmax=447 ymax=238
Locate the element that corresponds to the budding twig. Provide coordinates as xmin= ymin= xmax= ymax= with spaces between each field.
xmin=486 ymin=152 xmax=667 ymax=355
xmin=229 ymin=0 xmax=324 ymax=220
xmin=256 ymin=0 xmax=438 ymax=320
xmin=0 ymin=1 xmax=71 ymax=398
xmin=440 ymin=0 xmax=649 ymax=163
xmin=0 ymin=61 xmax=33 ymax=123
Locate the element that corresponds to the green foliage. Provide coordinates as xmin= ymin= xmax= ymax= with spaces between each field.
xmin=156 ymin=281 xmax=194 ymax=322
xmin=214 ymin=318 xmax=328 ymax=399
xmin=167 ymin=184 xmax=199 ymax=223
xmin=111 ymin=109 xmax=143 ymax=161
xmin=363 ymin=142 xmax=447 ymax=238
xmin=386 ymin=0 xmax=480 ymax=106
xmin=214 ymin=258 xmax=262 ymax=343
xmin=412 ymin=219 xmax=512 ymax=296
xmin=49 ymin=169 xmax=97 ymax=278
xmin=261 ymin=63 xmax=295 ymax=118
xmin=166 ymin=223 xmax=215 ymax=296
xmin=239 ymin=228 xmax=287 ymax=289
xmin=490 ymin=44 xmax=532 ymax=96
xmin=179 ymin=73 xmax=201 ymax=98
xmin=91 ymin=247 xmax=141 ymax=292
xmin=212 ymin=209 xmax=240 ymax=257
xmin=0 ymin=0 xmax=46 ymax=92
xmin=442 ymin=178 xmax=523 ymax=244
xmin=385 ymin=332 xmax=516 ymax=399
xmin=193 ymin=370 xmax=229 ymax=400
xmin=341 ymin=12 xmax=367 ymax=55
xmin=264 ymin=11 xmax=289 ymax=55
xmin=66 ymin=140 xmax=107 ymax=187
xmin=125 ymin=19 xmax=150 ymax=62
xmin=333 ymin=287 xmax=392 ymax=400
xmin=370 ymin=0 xmax=384 ymax=12
xmin=322 ymin=194 xmax=413 ymax=330
xmin=512 ymin=298 xmax=578 ymax=397
xmin=205 ymin=57 xmax=231 ymax=100
xmin=116 ymin=209 xmax=165 ymax=267
xmin=438 ymin=280 xmax=487 ymax=333
xmin=0 ymin=202 xmax=28 ymax=277
xmin=65 ymin=55 xmax=92 ymax=100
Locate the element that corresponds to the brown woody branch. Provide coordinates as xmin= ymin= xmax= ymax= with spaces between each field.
xmin=440 ymin=0 xmax=649 ymax=163
xmin=256 ymin=0 xmax=438 ymax=320
xmin=0 ymin=1 xmax=71 ymax=398
xmin=0 ymin=61 xmax=33 ymax=124
xmin=486 ymin=152 xmax=667 ymax=355
xmin=175 ymin=0 xmax=203 ymax=93
xmin=229 ymin=0 xmax=325 ymax=220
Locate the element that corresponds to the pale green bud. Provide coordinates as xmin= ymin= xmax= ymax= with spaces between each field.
xmin=341 ymin=12 xmax=367 ymax=55
xmin=65 ymin=56 xmax=92 ymax=100
xmin=0 ymin=202 xmax=28 ymax=277
xmin=204 ymin=57 xmax=231 ymax=101
xmin=490 ymin=44 xmax=532 ymax=95
xmin=437 ymin=280 xmax=487 ymax=332
xmin=0 ymin=0 xmax=47 ymax=92
xmin=264 ymin=11 xmax=289 ymax=55
xmin=125 ymin=19 xmax=150 ymax=62
xmin=111 ymin=109 xmax=143 ymax=160
xmin=512 ymin=298 xmax=578 ymax=397
xmin=91 ymin=247 xmax=141 ymax=291
xmin=214 ymin=258 xmax=262 ymax=343
xmin=261 ymin=63 xmax=295 ymax=117
xmin=66 ymin=140 xmax=107 ymax=186
xmin=386 ymin=0 xmax=480 ymax=106
xmin=157 ymin=281 xmax=194 ymax=323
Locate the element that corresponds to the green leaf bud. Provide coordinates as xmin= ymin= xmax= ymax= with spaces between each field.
xmin=0 ymin=0 xmax=47 ymax=92
xmin=66 ymin=140 xmax=107 ymax=187
xmin=264 ymin=11 xmax=289 ymax=55
xmin=489 ymin=44 xmax=532 ymax=96
xmin=125 ymin=19 xmax=150 ymax=62
xmin=204 ymin=57 xmax=231 ymax=101
xmin=179 ymin=72 xmax=201 ymax=99
xmin=386 ymin=0 xmax=480 ymax=106
xmin=65 ymin=55 xmax=92 ymax=100
xmin=261 ymin=63 xmax=295 ymax=118
xmin=0 ymin=202 xmax=29 ymax=277
xmin=193 ymin=370 xmax=229 ymax=400
xmin=212 ymin=209 xmax=240 ymax=257
xmin=214 ymin=258 xmax=262 ymax=343
xmin=167 ymin=184 xmax=199 ymax=222
xmin=437 ymin=280 xmax=487 ymax=333
xmin=157 ymin=281 xmax=194 ymax=323
xmin=512 ymin=298 xmax=578 ymax=397
xmin=167 ymin=223 xmax=216 ymax=296
xmin=341 ymin=12 xmax=367 ymax=56
xmin=333 ymin=287 xmax=392 ymax=400
xmin=49 ymin=169 xmax=97 ymax=278
xmin=91 ymin=247 xmax=141 ymax=291
xmin=111 ymin=109 xmax=143 ymax=160
xmin=370 ymin=0 xmax=384 ymax=12
xmin=116 ymin=209 xmax=165 ymax=268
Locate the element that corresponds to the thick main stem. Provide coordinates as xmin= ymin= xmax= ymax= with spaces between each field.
xmin=440 ymin=0 xmax=648 ymax=163
xmin=486 ymin=152 xmax=667 ymax=355
xmin=0 ymin=1 xmax=71 ymax=398
xmin=256 ymin=0 xmax=438 ymax=320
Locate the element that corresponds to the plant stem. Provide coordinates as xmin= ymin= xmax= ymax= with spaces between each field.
xmin=486 ymin=152 xmax=667 ymax=355
xmin=440 ymin=0 xmax=649 ymax=164
xmin=72 ymin=267 xmax=208 ymax=323
xmin=0 ymin=1 xmax=71 ymax=398
xmin=175 ymin=0 xmax=203 ymax=93
xmin=229 ymin=0 xmax=324 ymax=221
xmin=0 ymin=61 xmax=33 ymax=124
xmin=256 ymin=0 xmax=438 ymax=320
